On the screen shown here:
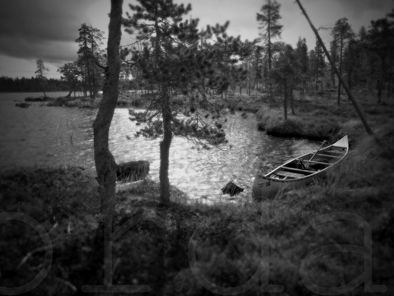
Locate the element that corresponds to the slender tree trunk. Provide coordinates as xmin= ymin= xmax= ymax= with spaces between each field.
xmin=93 ymin=0 xmax=122 ymax=210
xmin=154 ymin=10 xmax=172 ymax=205
xmin=337 ymin=36 xmax=343 ymax=106
xmin=268 ymin=1 xmax=271 ymax=71
xmin=378 ymin=79 xmax=383 ymax=103
xmin=42 ymin=81 xmax=46 ymax=97
xmin=290 ymin=81 xmax=295 ymax=115
xmin=267 ymin=1 xmax=273 ymax=99
xmin=248 ymin=61 xmax=251 ymax=95
xmin=83 ymin=72 xmax=88 ymax=97
xmin=283 ymin=78 xmax=288 ymax=120
xmin=159 ymin=88 xmax=172 ymax=204
xmin=66 ymin=89 xmax=73 ymax=98
xmin=92 ymin=0 xmax=122 ymax=291
xmin=66 ymin=81 xmax=76 ymax=98
xmin=387 ymin=79 xmax=391 ymax=99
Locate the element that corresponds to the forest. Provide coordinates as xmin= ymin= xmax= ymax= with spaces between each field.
xmin=0 ymin=76 xmax=68 ymax=92
xmin=53 ymin=0 xmax=394 ymax=110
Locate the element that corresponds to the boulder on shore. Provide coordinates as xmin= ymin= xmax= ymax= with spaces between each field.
xmin=116 ymin=160 xmax=150 ymax=182
xmin=221 ymin=181 xmax=244 ymax=196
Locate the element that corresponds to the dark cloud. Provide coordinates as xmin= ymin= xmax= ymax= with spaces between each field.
xmin=305 ymin=0 xmax=393 ymax=19
xmin=0 ymin=0 xmax=93 ymax=62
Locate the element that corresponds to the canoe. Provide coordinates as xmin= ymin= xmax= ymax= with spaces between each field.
xmin=252 ymin=136 xmax=348 ymax=200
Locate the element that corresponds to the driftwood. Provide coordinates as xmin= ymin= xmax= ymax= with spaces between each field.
xmin=116 ymin=160 xmax=150 ymax=181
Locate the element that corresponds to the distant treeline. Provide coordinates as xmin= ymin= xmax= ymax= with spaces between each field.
xmin=0 ymin=76 xmax=69 ymax=92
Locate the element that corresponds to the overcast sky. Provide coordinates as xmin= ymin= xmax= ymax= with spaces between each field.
xmin=0 ymin=0 xmax=392 ymax=79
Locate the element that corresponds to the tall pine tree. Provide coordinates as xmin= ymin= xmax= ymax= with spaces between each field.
xmin=35 ymin=59 xmax=49 ymax=96
xmin=331 ymin=18 xmax=354 ymax=106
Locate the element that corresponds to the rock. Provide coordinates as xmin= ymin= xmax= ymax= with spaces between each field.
xmin=221 ymin=181 xmax=244 ymax=196
xmin=15 ymin=102 xmax=30 ymax=108
xmin=116 ymin=160 xmax=150 ymax=182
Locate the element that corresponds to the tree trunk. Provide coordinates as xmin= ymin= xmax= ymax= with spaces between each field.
xmin=42 ymin=83 xmax=46 ymax=97
xmin=337 ymin=36 xmax=343 ymax=106
xmin=153 ymin=8 xmax=172 ymax=205
xmin=159 ymin=88 xmax=172 ymax=204
xmin=377 ymin=79 xmax=383 ymax=103
xmin=283 ymin=78 xmax=288 ymax=120
xmin=66 ymin=89 xmax=73 ymax=98
xmin=387 ymin=79 xmax=391 ymax=99
xmin=92 ymin=0 xmax=122 ymax=290
xmin=248 ymin=61 xmax=251 ymax=95
xmin=93 ymin=0 xmax=122 ymax=210
xmin=66 ymin=81 xmax=76 ymax=98
xmin=290 ymin=81 xmax=295 ymax=115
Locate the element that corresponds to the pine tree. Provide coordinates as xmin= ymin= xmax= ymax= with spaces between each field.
xmin=257 ymin=0 xmax=282 ymax=71
xmin=331 ymin=17 xmax=354 ymax=106
xmin=76 ymin=24 xmax=105 ymax=98
xmin=271 ymin=44 xmax=298 ymax=118
xmin=257 ymin=0 xmax=282 ymax=98
xmin=58 ymin=61 xmax=81 ymax=97
xmin=124 ymin=0 xmax=252 ymax=204
xmin=295 ymin=37 xmax=308 ymax=95
xmin=329 ymin=39 xmax=338 ymax=89
xmin=311 ymin=39 xmax=326 ymax=91
xmin=35 ymin=59 xmax=49 ymax=96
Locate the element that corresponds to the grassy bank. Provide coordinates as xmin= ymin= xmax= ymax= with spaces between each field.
xmin=46 ymin=96 xmax=102 ymax=108
xmin=1 ymin=118 xmax=393 ymax=294
xmin=34 ymin=90 xmax=262 ymax=114
xmin=44 ymin=93 xmax=158 ymax=109
xmin=256 ymin=92 xmax=394 ymax=141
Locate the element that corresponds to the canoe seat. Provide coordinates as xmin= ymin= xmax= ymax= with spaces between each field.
xmin=282 ymin=167 xmax=314 ymax=174
xmin=303 ymin=160 xmax=330 ymax=166
xmin=272 ymin=171 xmax=300 ymax=179
xmin=316 ymin=153 xmax=342 ymax=158
xmin=323 ymin=150 xmax=344 ymax=155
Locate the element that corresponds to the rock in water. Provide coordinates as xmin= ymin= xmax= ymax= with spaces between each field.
xmin=116 ymin=161 xmax=150 ymax=182
xmin=221 ymin=181 xmax=244 ymax=196
xmin=15 ymin=102 xmax=30 ymax=108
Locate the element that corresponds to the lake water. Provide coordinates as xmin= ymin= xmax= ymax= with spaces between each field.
xmin=0 ymin=92 xmax=319 ymax=202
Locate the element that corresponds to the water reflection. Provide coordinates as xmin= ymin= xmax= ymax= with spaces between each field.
xmin=0 ymin=92 xmax=319 ymax=201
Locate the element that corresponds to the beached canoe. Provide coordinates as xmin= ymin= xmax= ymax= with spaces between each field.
xmin=252 ymin=136 xmax=348 ymax=200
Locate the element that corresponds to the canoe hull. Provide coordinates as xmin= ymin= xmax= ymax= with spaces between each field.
xmin=253 ymin=136 xmax=348 ymax=200
xmin=252 ymin=172 xmax=317 ymax=200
